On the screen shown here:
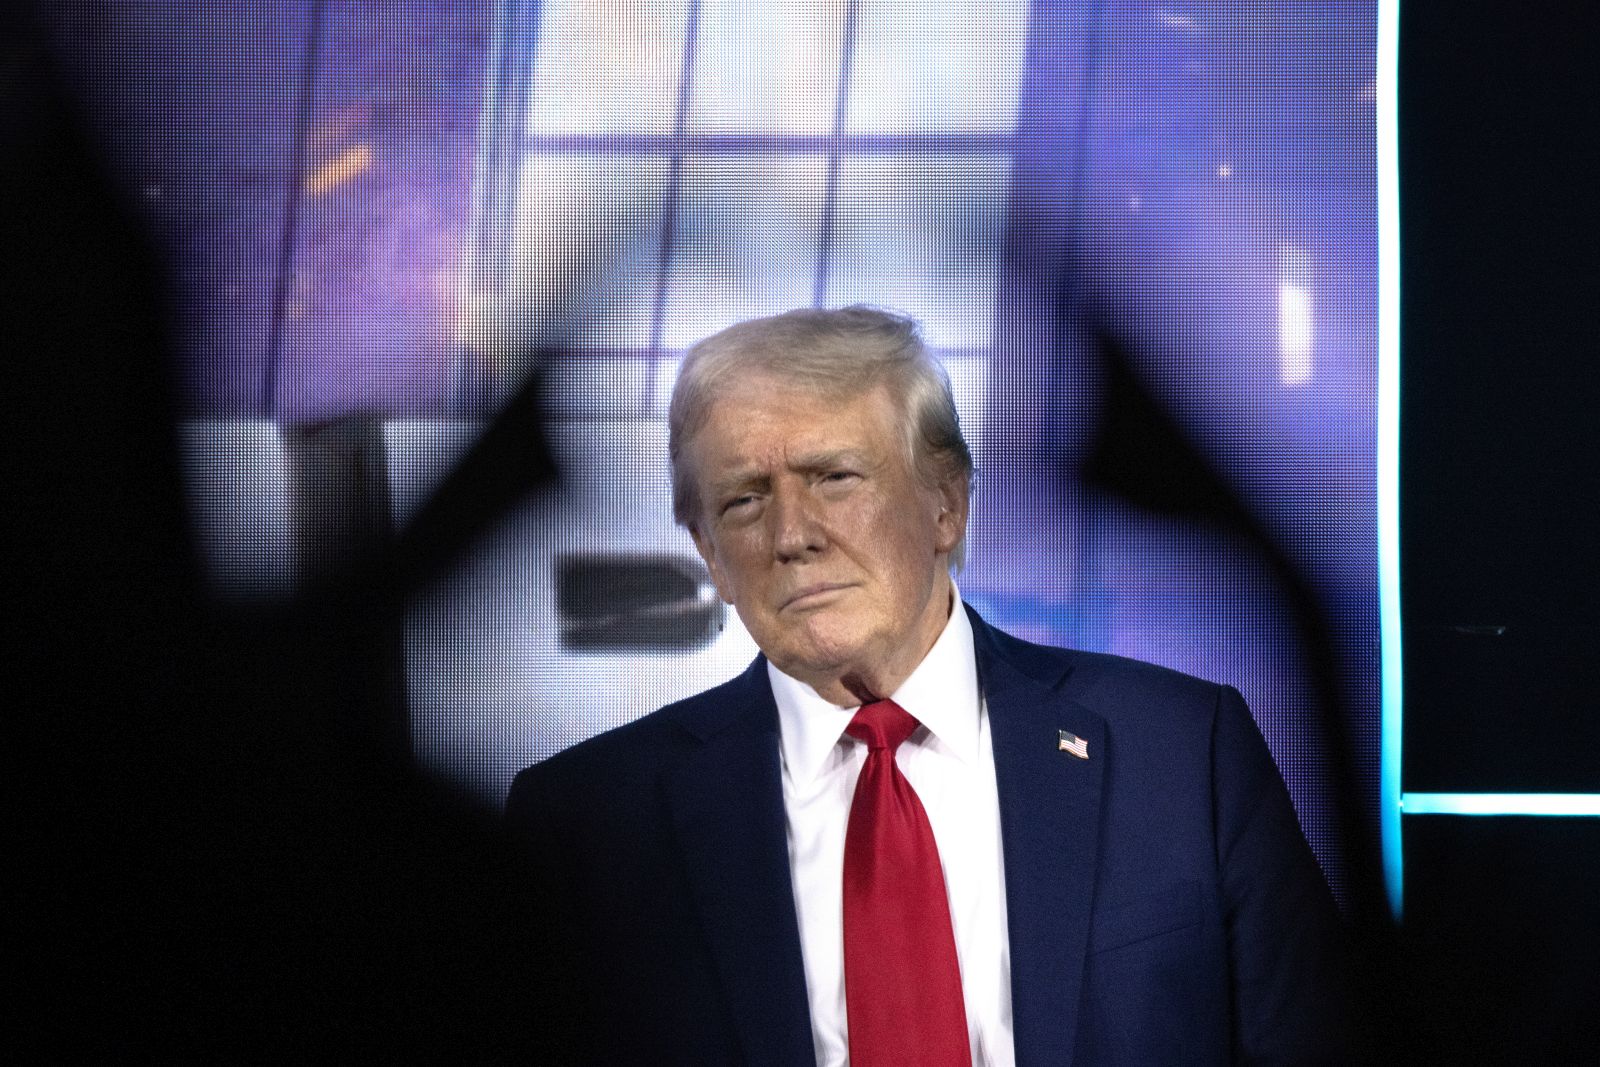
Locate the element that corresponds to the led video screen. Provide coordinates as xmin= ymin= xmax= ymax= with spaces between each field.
xmin=68 ymin=0 xmax=1376 ymax=902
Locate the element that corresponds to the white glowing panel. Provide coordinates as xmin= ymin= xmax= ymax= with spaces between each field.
xmin=826 ymin=154 xmax=1013 ymax=347
xmin=1278 ymin=245 xmax=1314 ymax=387
xmin=180 ymin=420 xmax=295 ymax=601
xmin=660 ymin=154 xmax=829 ymax=350
xmin=847 ymin=0 xmax=1031 ymax=132
xmin=524 ymin=0 xmax=692 ymax=135
xmin=506 ymin=155 xmax=671 ymax=350
xmin=689 ymin=0 xmax=849 ymax=133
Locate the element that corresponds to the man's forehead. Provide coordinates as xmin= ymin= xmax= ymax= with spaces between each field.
xmin=688 ymin=380 xmax=900 ymax=477
xmin=709 ymin=445 xmax=877 ymax=485
xmin=713 ymin=370 xmax=859 ymax=406
xmin=704 ymin=383 xmax=891 ymax=441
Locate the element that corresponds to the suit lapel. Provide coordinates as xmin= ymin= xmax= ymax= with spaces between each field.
xmin=973 ymin=613 xmax=1106 ymax=1067
xmin=663 ymin=660 xmax=814 ymax=1067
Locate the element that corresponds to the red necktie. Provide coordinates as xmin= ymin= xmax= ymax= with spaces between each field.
xmin=842 ymin=699 xmax=972 ymax=1067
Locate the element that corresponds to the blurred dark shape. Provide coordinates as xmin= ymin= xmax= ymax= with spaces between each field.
xmin=557 ymin=553 xmax=724 ymax=651
xmin=1082 ymin=332 xmax=1379 ymax=903
xmin=1079 ymin=335 xmax=1238 ymax=519
xmin=5 ymin=7 xmax=559 ymax=1057
xmin=1080 ymin=331 xmax=1399 ymax=1053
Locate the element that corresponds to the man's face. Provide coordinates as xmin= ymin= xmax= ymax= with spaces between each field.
xmin=684 ymin=375 xmax=967 ymax=702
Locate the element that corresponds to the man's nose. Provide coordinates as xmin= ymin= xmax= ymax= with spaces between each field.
xmin=771 ymin=487 xmax=826 ymax=562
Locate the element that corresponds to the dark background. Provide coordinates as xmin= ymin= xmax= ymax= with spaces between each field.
xmin=1394 ymin=1 xmax=1600 ymax=1060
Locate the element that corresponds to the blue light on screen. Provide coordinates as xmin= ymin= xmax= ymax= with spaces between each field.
xmin=1402 ymin=794 xmax=1600 ymax=817
xmin=1376 ymin=0 xmax=1404 ymax=921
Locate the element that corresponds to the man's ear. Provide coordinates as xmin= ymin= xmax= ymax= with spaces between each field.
xmin=689 ymin=524 xmax=735 ymax=604
xmin=932 ymin=473 xmax=970 ymax=555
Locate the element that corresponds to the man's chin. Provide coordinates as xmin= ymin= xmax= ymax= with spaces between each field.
xmin=767 ymin=633 xmax=868 ymax=680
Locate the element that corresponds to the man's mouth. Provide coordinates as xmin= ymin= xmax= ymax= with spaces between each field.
xmin=781 ymin=583 xmax=853 ymax=611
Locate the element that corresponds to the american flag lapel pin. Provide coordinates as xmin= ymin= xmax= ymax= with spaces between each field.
xmin=1057 ymin=729 xmax=1089 ymax=760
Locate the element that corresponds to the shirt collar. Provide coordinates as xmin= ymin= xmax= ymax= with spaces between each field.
xmin=770 ymin=581 xmax=981 ymax=787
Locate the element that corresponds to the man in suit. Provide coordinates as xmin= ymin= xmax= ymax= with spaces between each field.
xmin=507 ymin=306 xmax=1345 ymax=1065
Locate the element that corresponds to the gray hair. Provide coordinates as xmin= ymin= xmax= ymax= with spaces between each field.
xmin=668 ymin=305 xmax=974 ymax=563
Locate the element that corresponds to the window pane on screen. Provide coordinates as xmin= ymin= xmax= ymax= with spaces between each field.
xmin=524 ymin=0 xmax=692 ymax=135
xmin=503 ymin=155 xmax=670 ymax=353
xmin=689 ymin=0 xmax=848 ymax=134
xmin=846 ymin=0 xmax=1031 ymax=132
xmin=659 ymin=154 xmax=828 ymax=351
xmin=825 ymin=154 xmax=1012 ymax=348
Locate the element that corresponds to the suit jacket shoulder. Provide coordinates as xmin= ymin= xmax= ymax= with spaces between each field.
xmin=503 ymin=656 xmax=811 ymax=1066
xmin=969 ymin=608 xmax=1347 ymax=1063
xmin=508 ymin=658 xmax=767 ymax=811
xmin=977 ymin=614 xmax=1231 ymax=722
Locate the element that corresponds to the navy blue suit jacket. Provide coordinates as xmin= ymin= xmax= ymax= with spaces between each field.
xmin=506 ymin=608 xmax=1345 ymax=1064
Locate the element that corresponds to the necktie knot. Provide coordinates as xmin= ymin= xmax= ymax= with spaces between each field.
xmin=846 ymin=698 xmax=920 ymax=752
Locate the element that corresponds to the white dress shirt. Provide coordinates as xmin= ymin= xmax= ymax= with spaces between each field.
xmin=769 ymin=590 xmax=1016 ymax=1067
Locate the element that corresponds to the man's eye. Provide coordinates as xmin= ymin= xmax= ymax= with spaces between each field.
xmin=818 ymin=471 xmax=861 ymax=492
xmin=722 ymin=495 xmax=757 ymax=514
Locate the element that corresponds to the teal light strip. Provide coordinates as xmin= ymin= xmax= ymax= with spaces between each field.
xmin=1376 ymin=0 xmax=1405 ymax=921
xmin=1403 ymin=793 xmax=1600 ymax=817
